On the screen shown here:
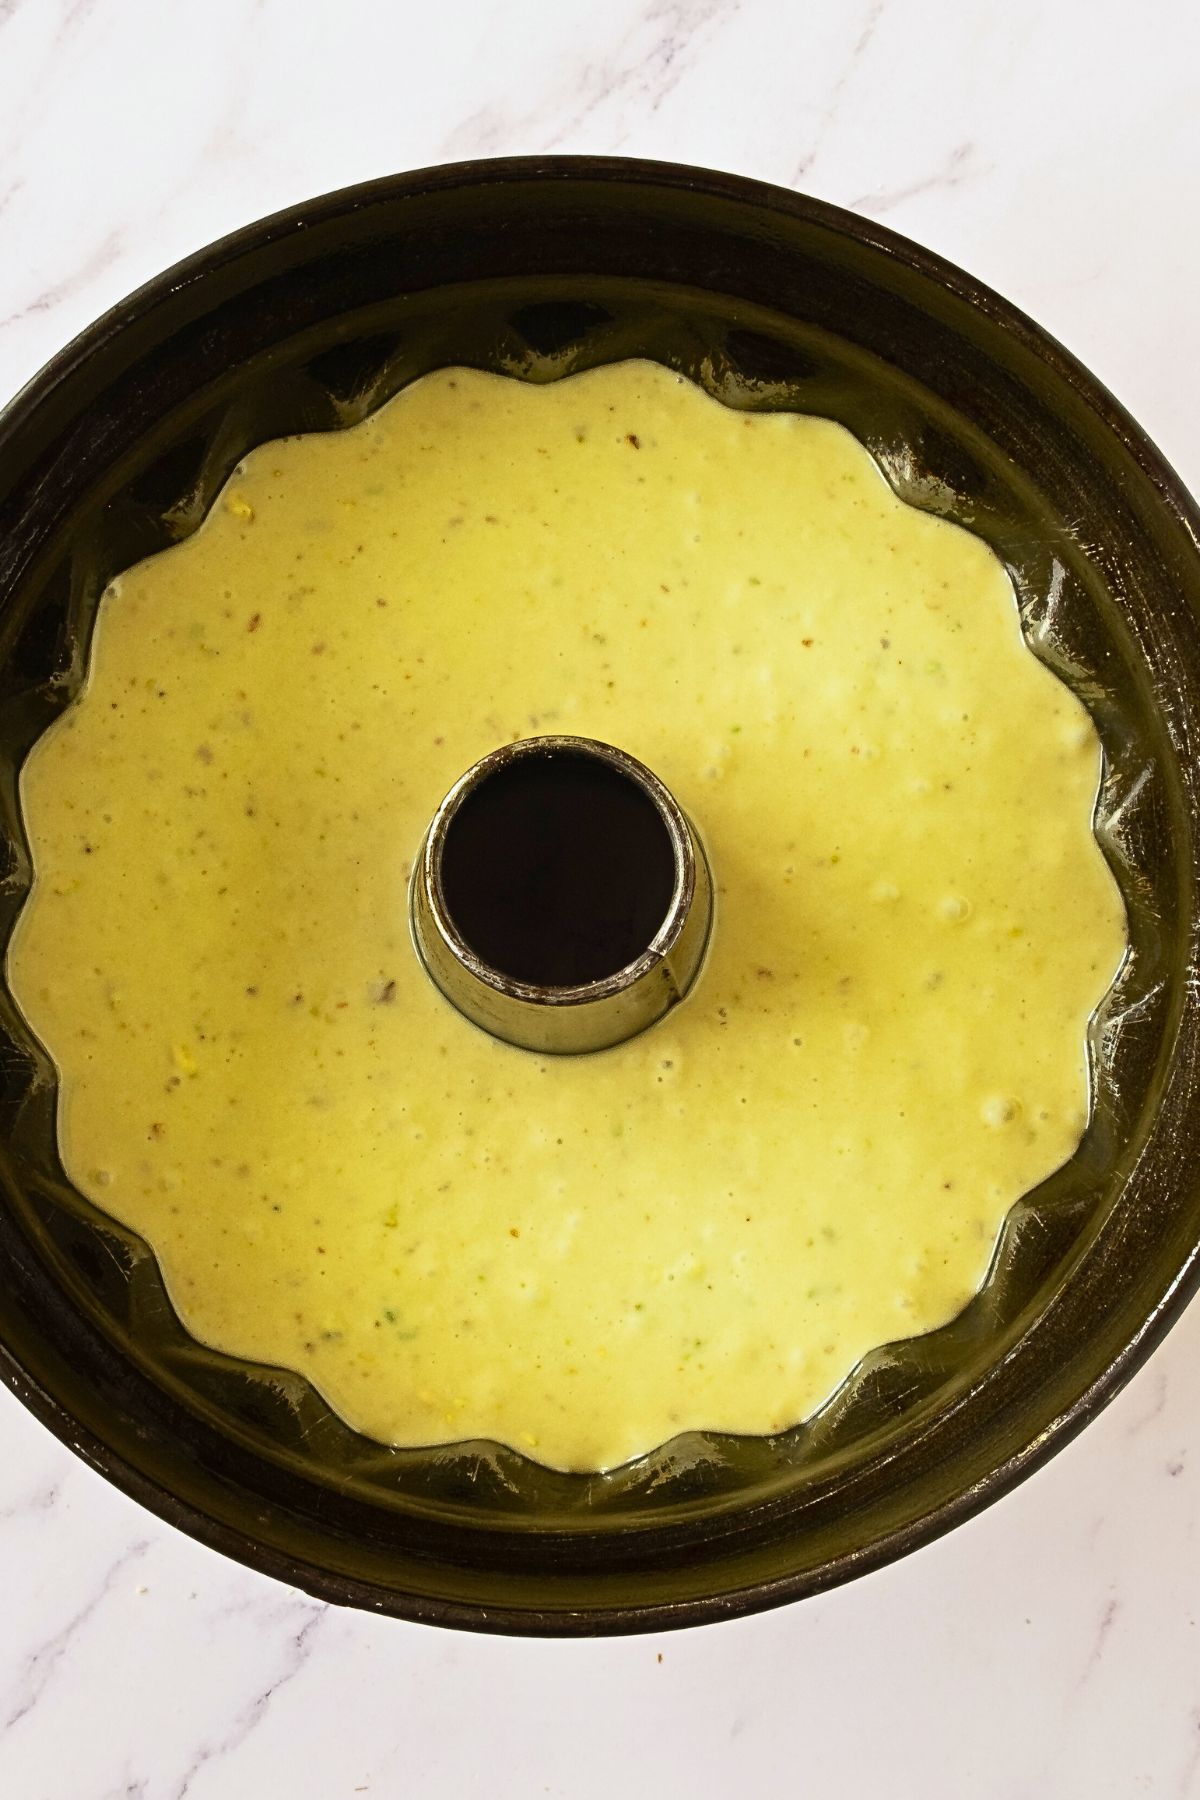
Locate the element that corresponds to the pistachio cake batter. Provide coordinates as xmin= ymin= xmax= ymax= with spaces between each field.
xmin=8 ymin=362 xmax=1127 ymax=1471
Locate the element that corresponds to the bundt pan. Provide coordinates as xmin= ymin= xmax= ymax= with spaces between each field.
xmin=0 ymin=159 xmax=1197 ymax=1636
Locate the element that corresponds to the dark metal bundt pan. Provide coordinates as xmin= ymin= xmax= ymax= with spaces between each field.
xmin=0 ymin=158 xmax=1197 ymax=1635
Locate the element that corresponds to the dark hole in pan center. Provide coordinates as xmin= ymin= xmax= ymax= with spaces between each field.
xmin=439 ymin=748 xmax=678 ymax=987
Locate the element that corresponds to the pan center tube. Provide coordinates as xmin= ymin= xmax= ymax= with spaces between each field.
xmin=410 ymin=736 xmax=713 ymax=1054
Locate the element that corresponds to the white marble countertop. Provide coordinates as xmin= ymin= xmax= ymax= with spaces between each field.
xmin=2 ymin=2 xmax=1199 ymax=1794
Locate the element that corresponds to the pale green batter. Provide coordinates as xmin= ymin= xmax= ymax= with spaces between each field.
xmin=8 ymin=362 xmax=1127 ymax=1470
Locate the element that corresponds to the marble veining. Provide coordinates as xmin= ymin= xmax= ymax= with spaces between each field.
xmin=443 ymin=0 xmax=738 ymax=157
xmin=5 ymin=1539 xmax=151 ymax=1733
xmin=1 ymin=1 xmax=1199 ymax=1795
xmin=792 ymin=0 xmax=887 ymax=184
xmin=848 ymin=139 xmax=985 ymax=218
xmin=168 ymin=1599 xmax=330 ymax=1800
